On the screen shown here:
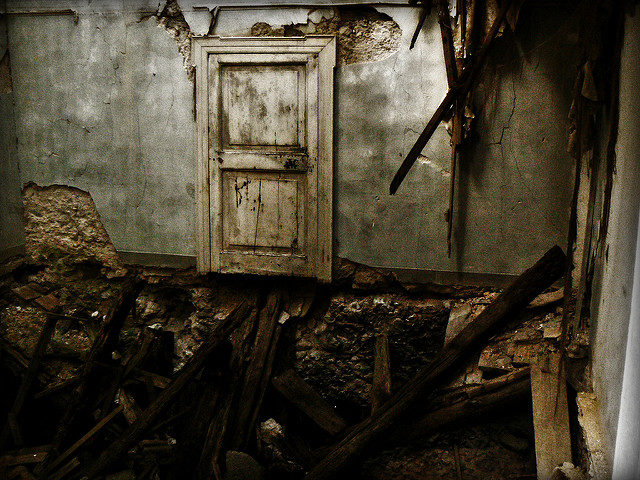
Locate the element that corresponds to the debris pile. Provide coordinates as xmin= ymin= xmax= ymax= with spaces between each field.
xmin=0 ymin=245 xmax=592 ymax=479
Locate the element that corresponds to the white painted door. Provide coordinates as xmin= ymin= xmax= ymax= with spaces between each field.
xmin=193 ymin=36 xmax=335 ymax=281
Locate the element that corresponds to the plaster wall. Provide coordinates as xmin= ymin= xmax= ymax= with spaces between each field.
xmin=0 ymin=14 xmax=25 ymax=259
xmin=591 ymin=11 xmax=640 ymax=473
xmin=4 ymin=1 xmax=578 ymax=276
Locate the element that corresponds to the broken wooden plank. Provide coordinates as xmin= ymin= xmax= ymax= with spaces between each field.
xmin=436 ymin=0 xmax=464 ymax=258
xmin=83 ymin=300 xmax=252 ymax=479
xmin=11 ymin=285 xmax=39 ymax=301
xmin=35 ymin=278 xmax=145 ymax=476
xmin=118 ymin=389 xmax=141 ymax=425
xmin=243 ymin=309 xmax=285 ymax=447
xmin=1 ymin=314 xmax=59 ymax=449
xmin=531 ymin=353 xmax=572 ymax=480
xmin=444 ymin=302 xmax=472 ymax=346
xmin=371 ymin=334 xmax=392 ymax=413
xmin=528 ymin=288 xmax=564 ymax=309
xmin=272 ymin=369 xmax=346 ymax=436
xmin=230 ymin=290 xmax=282 ymax=450
xmin=477 ymin=347 xmax=513 ymax=374
xmin=48 ymin=457 xmax=79 ymax=480
xmin=0 ymin=446 xmax=49 ymax=467
xmin=410 ymin=5 xmax=430 ymax=50
xmin=389 ymin=0 xmax=515 ymax=195
xmin=305 ymin=246 xmax=566 ymax=480
xmin=194 ymin=304 xmax=260 ymax=480
xmin=46 ymin=405 xmax=124 ymax=473
xmin=390 ymin=367 xmax=531 ymax=446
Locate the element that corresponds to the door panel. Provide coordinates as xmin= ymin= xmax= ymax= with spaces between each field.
xmin=221 ymin=171 xmax=305 ymax=253
xmin=194 ymin=36 xmax=335 ymax=281
xmin=222 ymin=65 xmax=304 ymax=149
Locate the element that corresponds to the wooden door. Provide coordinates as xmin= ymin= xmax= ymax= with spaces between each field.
xmin=193 ymin=36 xmax=335 ymax=281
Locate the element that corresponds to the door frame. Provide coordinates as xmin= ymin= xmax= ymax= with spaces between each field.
xmin=192 ymin=35 xmax=335 ymax=281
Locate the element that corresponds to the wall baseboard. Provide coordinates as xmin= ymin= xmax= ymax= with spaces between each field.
xmin=116 ymin=250 xmax=517 ymax=287
xmin=118 ymin=251 xmax=197 ymax=269
xmin=376 ymin=265 xmax=518 ymax=288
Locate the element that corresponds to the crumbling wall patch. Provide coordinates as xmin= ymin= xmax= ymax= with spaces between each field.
xmin=22 ymin=182 xmax=124 ymax=272
xmin=156 ymin=0 xmax=195 ymax=82
xmin=251 ymin=6 xmax=402 ymax=65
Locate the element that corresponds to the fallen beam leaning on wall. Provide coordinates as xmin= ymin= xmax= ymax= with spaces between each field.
xmin=389 ymin=0 xmax=515 ymax=195
xmin=304 ymin=245 xmax=567 ymax=480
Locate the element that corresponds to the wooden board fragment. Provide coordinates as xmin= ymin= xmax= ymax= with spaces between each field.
xmin=371 ymin=334 xmax=392 ymax=413
xmin=305 ymin=246 xmax=566 ymax=480
xmin=389 ymin=368 xmax=531 ymax=446
xmin=444 ymin=303 xmax=473 ymax=346
xmin=83 ymin=301 xmax=252 ymax=479
xmin=531 ymin=352 xmax=572 ymax=480
xmin=272 ymin=369 xmax=346 ymax=436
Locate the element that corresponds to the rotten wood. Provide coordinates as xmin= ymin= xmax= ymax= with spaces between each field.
xmin=272 ymin=369 xmax=347 ymax=436
xmin=531 ymin=353 xmax=572 ymax=479
xmin=390 ymin=0 xmax=515 ymax=195
xmin=229 ymin=290 xmax=283 ymax=450
xmin=1 ymin=313 xmax=58 ymax=449
xmin=48 ymin=457 xmax=79 ymax=480
xmin=35 ymin=278 xmax=145 ymax=476
xmin=46 ymin=405 xmax=124 ymax=474
xmin=371 ymin=334 xmax=392 ymax=413
xmin=83 ymin=300 xmax=252 ymax=479
xmin=392 ymin=368 xmax=531 ymax=445
xmin=194 ymin=304 xmax=260 ymax=480
xmin=436 ymin=0 xmax=464 ymax=257
xmin=305 ymin=246 xmax=566 ymax=480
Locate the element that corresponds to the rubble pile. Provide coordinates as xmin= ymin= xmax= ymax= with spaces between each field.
xmin=0 ymin=249 xmax=588 ymax=479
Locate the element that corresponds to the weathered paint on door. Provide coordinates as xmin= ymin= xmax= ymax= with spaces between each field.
xmin=193 ymin=36 xmax=335 ymax=281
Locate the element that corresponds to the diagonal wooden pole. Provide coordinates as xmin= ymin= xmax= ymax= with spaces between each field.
xmin=390 ymin=0 xmax=514 ymax=195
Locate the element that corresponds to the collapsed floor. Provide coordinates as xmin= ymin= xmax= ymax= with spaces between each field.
xmin=0 ymin=247 xmax=593 ymax=480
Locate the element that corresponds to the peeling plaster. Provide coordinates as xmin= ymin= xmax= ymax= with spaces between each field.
xmin=22 ymin=182 xmax=125 ymax=272
xmin=182 ymin=8 xmax=213 ymax=36
xmin=250 ymin=6 xmax=402 ymax=65
xmin=156 ymin=0 xmax=195 ymax=81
